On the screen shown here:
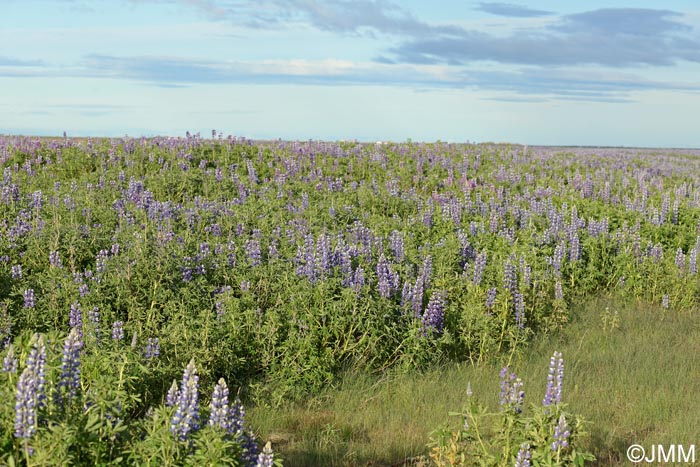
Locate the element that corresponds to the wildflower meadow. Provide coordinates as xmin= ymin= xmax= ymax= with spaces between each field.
xmin=2 ymin=133 xmax=700 ymax=465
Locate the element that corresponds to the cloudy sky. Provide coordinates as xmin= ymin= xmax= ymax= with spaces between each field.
xmin=2 ymin=0 xmax=700 ymax=146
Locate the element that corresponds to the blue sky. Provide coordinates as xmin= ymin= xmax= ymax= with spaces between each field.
xmin=2 ymin=0 xmax=700 ymax=146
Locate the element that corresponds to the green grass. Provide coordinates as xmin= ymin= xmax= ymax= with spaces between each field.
xmin=249 ymin=295 xmax=700 ymax=466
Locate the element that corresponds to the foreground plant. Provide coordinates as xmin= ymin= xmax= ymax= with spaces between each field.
xmin=429 ymin=351 xmax=594 ymax=467
xmin=0 ymin=331 xmax=281 ymax=466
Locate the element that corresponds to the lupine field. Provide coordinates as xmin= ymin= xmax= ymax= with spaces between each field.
xmin=2 ymin=133 xmax=700 ymax=465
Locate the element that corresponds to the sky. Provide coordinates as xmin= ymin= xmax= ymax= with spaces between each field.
xmin=2 ymin=0 xmax=700 ymax=147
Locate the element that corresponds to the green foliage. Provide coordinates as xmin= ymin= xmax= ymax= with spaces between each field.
xmin=0 ymin=331 xmax=280 ymax=466
xmin=429 ymin=374 xmax=594 ymax=467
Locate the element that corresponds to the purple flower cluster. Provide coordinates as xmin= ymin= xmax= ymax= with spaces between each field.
xmin=542 ymin=351 xmax=564 ymax=407
xmin=23 ymin=289 xmax=35 ymax=309
xmin=2 ymin=344 xmax=18 ymax=373
xmin=15 ymin=335 xmax=47 ymax=439
xmin=551 ymin=414 xmax=570 ymax=451
xmin=376 ymin=255 xmax=399 ymax=299
xmin=69 ymin=302 xmax=83 ymax=337
xmin=422 ymin=291 xmax=446 ymax=334
xmin=554 ymin=281 xmax=564 ymax=301
xmin=49 ymin=250 xmax=62 ymax=268
xmin=472 ymin=251 xmax=487 ymax=286
xmin=514 ymin=444 xmax=531 ymax=467
xmin=111 ymin=321 xmax=124 ymax=340
xmin=166 ymin=380 xmax=179 ymax=407
xmin=88 ymin=307 xmax=100 ymax=343
xmin=143 ymin=337 xmax=160 ymax=359
xmin=57 ymin=328 xmax=83 ymax=406
xmin=485 ymin=287 xmax=497 ymax=310
xmin=389 ymin=230 xmax=405 ymax=262
xmin=255 ymin=442 xmax=275 ymax=467
xmin=499 ymin=367 xmax=525 ymax=413
xmin=514 ymin=291 xmax=526 ymax=329
xmin=246 ymin=239 xmax=262 ymax=266
xmin=170 ymin=359 xmax=200 ymax=441
xmin=208 ymin=378 xmax=230 ymax=430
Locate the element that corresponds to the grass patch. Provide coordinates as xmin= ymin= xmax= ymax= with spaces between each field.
xmin=249 ymin=295 xmax=700 ymax=466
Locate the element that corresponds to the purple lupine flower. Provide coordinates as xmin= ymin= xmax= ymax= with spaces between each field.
xmin=166 ymin=380 xmax=180 ymax=407
xmin=49 ymin=250 xmax=62 ymax=268
xmin=401 ymin=279 xmax=413 ymax=308
xmin=514 ymin=291 xmax=525 ymax=328
xmin=420 ymin=255 xmax=433 ymax=290
xmin=30 ymin=190 xmax=42 ymax=210
xmin=256 ymin=442 xmax=275 ymax=467
xmin=488 ymin=211 xmax=500 ymax=233
xmin=554 ymin=281 xmax=564 ymax=301
xmin=2 ymin=344 xmax=17 ymax=373
xmin=208 ymin=378 xmax=230 ymax=430
xmin=267 ymin=240 xmax=278 ymax=260
xmin=689 ymin=248 xmax=698 ymax=275
xmin=498 ymin=367 xmax=525 ymax=413
xmin=649 ymin=243 xmax=663 ymax=262
xmin=662 ymin=294 xmax=670 ymax=309
xmin=422 ymin=291 xmax=446 ymax=334
xmin=170 ymin=359 xmax=200 ymax=441
xmin=111 ymin=321 xmax=124 ymax=340
xmin=316 ymin=234 xmax=331 ymax=276
xmin=472 ymin=251 xmax=487 ymax=286
xmin=240 ymin=280 xmax=251 ymax=292
xmin=229 ymin=397 xmax=245 ymax=436
xmin=199 ymin=242 xmax=210 ymax=257
xmin=57 ymin=327 xmax=83 ymax=405
xmin=503 ymin=260 xmax=517 ymax=296
xmin=69 ymin=302 xmax=83 ymax=337
xmin=485 ymin=287 xmax=497 ymax=310
xmin=11 ymin=264 xmax=22 ymax=279
xmin=675 ymin=248 xmax=686 ymax=271
xmin=15 ymin=335 xmax=47 ymax=439
xmin=519 ymin=257 xmax=531 ymax=290
xmin=300 ymin=233 xmax=317 ymax=282
xmin=240 ymin=431 xmax=260 ymax=467
xmin=246 ymin=159 xmax=258 ymax=184
xmin=514 ymin=444 xmax=531 ymax=467
xmin=215 ymin=302 xmax=225 ymax=320
xmin=23 ymin=289 xmax=35 ymax=309
xmin=352 ymin=266 xmax=365 ymax=293
xmin=15 ymin=367 xmax=38 ymax=439
xmin=411 ymin=275 xmax=425 ymax=317
xmin=552 ymin=243 xmax=565 ymax=276
xmin=143 ymin=338 xmax=160 ymax=359
xmin=88 ymin=307 xmax=100 ymax=343
xmin=389 ymin=230 xmax=405 ymax=262
xmin=181 ymin=266 xmax=193 ymax=282
xmin=551 ymin=414 xmax=570 ymax=451
xmin=339 ymin=246 xmax=353 ymax=287
xmin=569 ymin=231 xmax=580 ymax=261
xmin=376 ymin=255 xmax=398 ymax=298
xmin=79 ymin=283 xmax=90 ymax=297
xmin=542 ymin=351 xmax=564 ymax=407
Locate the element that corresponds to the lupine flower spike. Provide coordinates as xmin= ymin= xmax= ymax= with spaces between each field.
xmin=170 ymin=359 xmax=200 ymax=441
xmin=543 ymin=351 xmax=564 ymax=407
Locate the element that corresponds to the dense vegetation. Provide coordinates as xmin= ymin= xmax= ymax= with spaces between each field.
xmin=2 ymin=134 xmax=699 ymax=465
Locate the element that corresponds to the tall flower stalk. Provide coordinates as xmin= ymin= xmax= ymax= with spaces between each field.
xmin=170 ymin=359 xmax=200 ymax=441
xmin=14 ymin=333 xmax=47 ymax=459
